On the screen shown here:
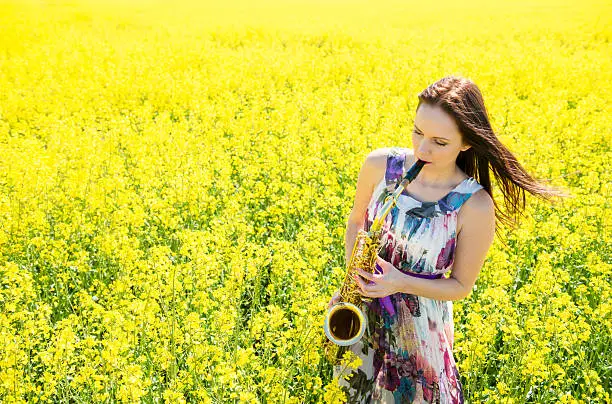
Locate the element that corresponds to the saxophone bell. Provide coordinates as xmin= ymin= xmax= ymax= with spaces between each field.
xmin=323 ymin=301 xmax=367 ymax=347
xmin=323 ymin=229 xmax=371 ymax=350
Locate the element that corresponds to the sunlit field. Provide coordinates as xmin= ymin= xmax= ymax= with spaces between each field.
xmin=0 ymin=0 xmax=610 ymax=402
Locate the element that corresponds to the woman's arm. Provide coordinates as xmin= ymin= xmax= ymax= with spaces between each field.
xmin=400 ymin=189 xmax=496 ymax=300
xmin=354 ymin=188 xmax=496 ymax=301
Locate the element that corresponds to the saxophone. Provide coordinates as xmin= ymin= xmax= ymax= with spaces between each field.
xmin=323 ymin=158 xmax=426 ymax=363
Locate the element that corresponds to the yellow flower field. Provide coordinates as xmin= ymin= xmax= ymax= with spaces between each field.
xmin=0 ymin=0 xmax=610 ymax=402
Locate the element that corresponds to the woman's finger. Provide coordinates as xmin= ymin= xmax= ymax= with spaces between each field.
xmin=355 ymin=268 xmax=373 ymax=280
xmin=352 ymin=274 xmax=366 ymax=294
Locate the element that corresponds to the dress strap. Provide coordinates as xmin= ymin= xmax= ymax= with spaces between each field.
xmin=438 ymin=178 xmax=485 ymax=213
xmin=385 ymin=147 xmax=407 ymax=189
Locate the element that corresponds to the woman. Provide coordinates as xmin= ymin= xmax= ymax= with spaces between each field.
xmin=327 ymin=76 xmax=566 ymax=403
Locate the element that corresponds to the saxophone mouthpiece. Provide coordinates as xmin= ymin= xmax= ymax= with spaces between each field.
xmin=404 ymin=159 xmax=427 ymax=181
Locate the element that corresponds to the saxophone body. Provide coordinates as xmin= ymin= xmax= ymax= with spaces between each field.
xmin=323 ymin=159 xmax=426 ymax=363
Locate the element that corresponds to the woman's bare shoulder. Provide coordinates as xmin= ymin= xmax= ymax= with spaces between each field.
xmin=457 ymin=188 xmax=495 ymax=235
xmin=367 ymin=147 xmax=392 ymax=158
xmin=465 ymin=188 xmax=495 ymax=212
xmin=364 ymin=147 xmax=389 ymax=169
xmin=347 ymin=148 xmax=392 ymax=225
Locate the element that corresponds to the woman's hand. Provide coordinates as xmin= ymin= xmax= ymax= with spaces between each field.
xmin=327 ymin=290 xmax=342 ymax=309
xmin=353 ymin=256 xmax=405 ymax=298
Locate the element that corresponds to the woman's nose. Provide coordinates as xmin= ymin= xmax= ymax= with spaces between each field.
xmin=418 ymin=140 xmax=432 ymax=156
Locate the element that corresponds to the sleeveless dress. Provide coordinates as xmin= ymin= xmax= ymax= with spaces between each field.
xmin=333 ymin=147 xmax=484 ymax=404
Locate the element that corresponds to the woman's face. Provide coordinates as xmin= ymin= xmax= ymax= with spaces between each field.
xmin=411 ymin=103 xmax=471 ymax=168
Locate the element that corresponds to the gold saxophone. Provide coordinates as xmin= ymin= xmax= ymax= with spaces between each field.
xmin=323 ymin=158 xmax=426 ymax=363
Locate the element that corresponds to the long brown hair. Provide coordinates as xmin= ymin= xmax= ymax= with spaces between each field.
xmin=417 ymin=75 xmax=570 ymax=239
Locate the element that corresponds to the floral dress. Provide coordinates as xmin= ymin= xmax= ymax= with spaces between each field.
xmin=333 ymin=147 xmax=484 ymax=403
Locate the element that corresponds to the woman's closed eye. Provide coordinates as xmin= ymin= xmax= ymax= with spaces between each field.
xmin=413 ymin=131 xmax=448 ymax=146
